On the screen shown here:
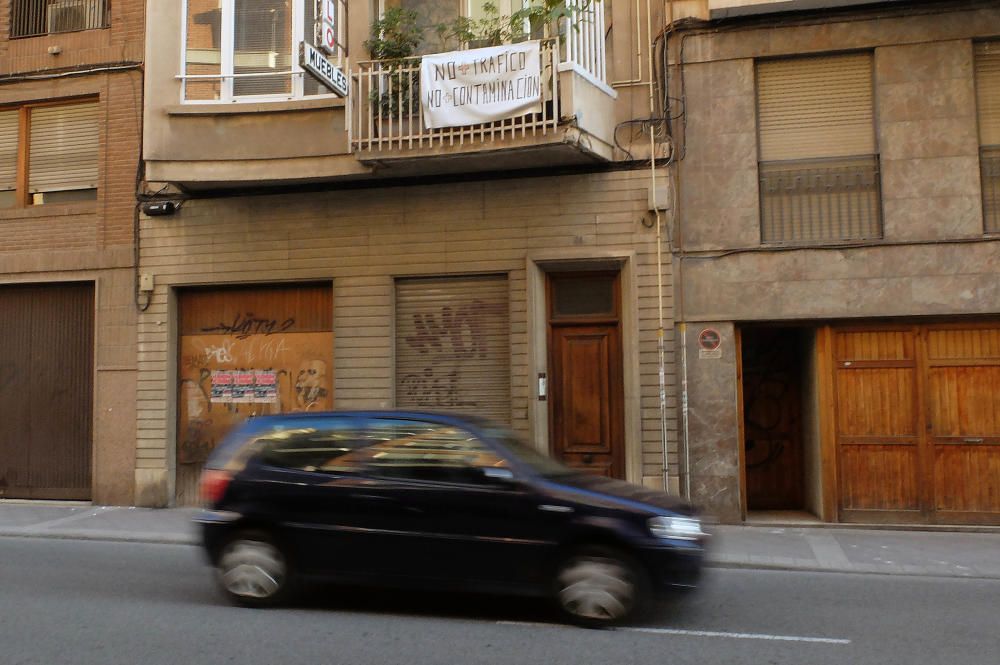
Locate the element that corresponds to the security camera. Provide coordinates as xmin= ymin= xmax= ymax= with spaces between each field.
xmin=142 ymin=201 xmax=178 ymax=216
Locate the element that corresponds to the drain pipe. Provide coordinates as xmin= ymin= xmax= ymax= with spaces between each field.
xmin=644 ymin=0 xmax=671 ymax=495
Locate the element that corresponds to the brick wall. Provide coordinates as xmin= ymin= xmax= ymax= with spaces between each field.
xmin=0 ymin=0 xmax=144 ymax=504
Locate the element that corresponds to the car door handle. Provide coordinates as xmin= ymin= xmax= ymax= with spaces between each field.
xmin=538 ymin=504 xmax=573 ymax=513
xmin=350 ymin=493 xmax=396 ymax=501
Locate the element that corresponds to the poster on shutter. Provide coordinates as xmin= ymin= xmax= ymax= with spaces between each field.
xmin=420 ymin=41 xmax=541 ymax=129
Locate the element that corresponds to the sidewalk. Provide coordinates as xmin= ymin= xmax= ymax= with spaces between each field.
xmin=2 ymin=502 xmax=998 ymax=580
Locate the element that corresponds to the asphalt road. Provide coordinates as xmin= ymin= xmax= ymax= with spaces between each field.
xmin=1 ymin=537 xmax=997 ymax=665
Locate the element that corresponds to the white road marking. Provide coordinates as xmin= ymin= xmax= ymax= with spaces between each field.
xmin=496 ymin=621 xmax=851 ymax=645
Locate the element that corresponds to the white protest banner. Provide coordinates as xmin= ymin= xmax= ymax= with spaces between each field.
xmin=421 ymin=41 xmax=542 ymax=130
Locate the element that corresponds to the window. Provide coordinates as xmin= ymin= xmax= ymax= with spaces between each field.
xmin=182 ymin=0 xmax=347 ymax=102
xmin=975 ymin=42 xmax=1000 ymax=234
xmin=256 ymin=418 xmax=370 ymax=472
xmin=361 ymin=419 xmax=509 ymax=485
xmin=756 ymin=53 xmax=882 ymax=244
xmin=377 ymin=0 xmax=533 ymax=55
xmin=0 ymin=101 xmax=99 ymax=209
xmin=10 ymin=0 xmax=109 ymax=38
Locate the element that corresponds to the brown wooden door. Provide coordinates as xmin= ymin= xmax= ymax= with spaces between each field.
xmin=176 ymin=283 xmax=334 ymax=505
xmin=834 ymin=328 xmax=922 ymax=522
xmin=924 ymin=325 xmax=1000 ymax=523
xmin=547 ymin=272 xmax=624 ymax=479
xmin=833 ymin=324 xmax=1000 ymax=525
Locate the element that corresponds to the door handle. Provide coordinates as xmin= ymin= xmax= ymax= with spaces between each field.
xmin=963 ymin=438 xmax=984 ymax=444
xmin=350 ymin=493 xmax=395 ymax=501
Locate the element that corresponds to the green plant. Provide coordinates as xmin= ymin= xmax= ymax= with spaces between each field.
xmin=364 ymin=7 xmax=424 ymax=118
xmin=431 ymin=0 xmax=597 ymax=50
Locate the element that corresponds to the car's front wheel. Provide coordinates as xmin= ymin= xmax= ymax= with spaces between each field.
xmin=216 ymin=531 xmax=292 ymax=608
xmin=554 ymin=546 xmax=644 ymax=627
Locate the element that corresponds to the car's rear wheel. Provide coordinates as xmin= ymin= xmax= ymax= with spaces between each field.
xmin=216 ymin=531 xmax=292 ymax=608
xmin=555 ymin=546 xmax=644 ymax=627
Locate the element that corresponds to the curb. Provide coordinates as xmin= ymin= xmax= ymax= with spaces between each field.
xmin=703 ymin=559 xmax=1000 ymax=582
xmin=0 ymin=529 xmax=196 ymax=546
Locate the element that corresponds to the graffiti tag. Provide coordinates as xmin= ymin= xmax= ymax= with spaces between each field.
xmin=201 ymin=312 xmax=296 ymax=339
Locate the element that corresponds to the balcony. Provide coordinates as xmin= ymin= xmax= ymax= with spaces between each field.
xmin=350 ymin=10 xmax=617 ymax=177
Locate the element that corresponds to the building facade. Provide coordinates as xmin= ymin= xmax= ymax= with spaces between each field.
xmin=136 ymin=0 xmax=682 ymax=506
xmin=0 ymin=0 xmax=143 ymax=503
xmin=666 ymin=0 xmax=1000 ymax=524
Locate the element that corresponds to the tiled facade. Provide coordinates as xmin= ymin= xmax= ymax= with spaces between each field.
xmin=1 ymin=0 xmax=144 ymax=504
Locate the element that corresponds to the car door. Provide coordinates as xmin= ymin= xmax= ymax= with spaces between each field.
xmin=243 ymin=415 xmax=395 ymax=577
xmin=353 ymin=417 xmax=564 ymax=590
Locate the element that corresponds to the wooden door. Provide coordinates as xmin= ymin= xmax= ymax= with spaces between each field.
xmin=547 ymin=272 xmax=624 ymax=479
xmin=834 ymin=328 xmax=923 ymax=522
xmin=924 ymin=325 xmax=1000 ymax=523
xmin=176 ymin=283 xmax=334 ymax=505
xmin=832 ymin=323 xmax=1000 ymax=525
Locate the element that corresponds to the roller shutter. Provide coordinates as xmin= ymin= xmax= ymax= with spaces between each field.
xmin=395 ymin=275 xmax=510 ymax=425
xmin=757 ymin=53 xmax=875 ymax=162
xmin=0 ymin=110 xmax=17 ymax=196
xmin=28 ymin=102 xmax=99 ymax=194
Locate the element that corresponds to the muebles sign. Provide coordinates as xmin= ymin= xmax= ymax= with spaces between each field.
xmin=420 ymin=41 xmax=542 ymax=129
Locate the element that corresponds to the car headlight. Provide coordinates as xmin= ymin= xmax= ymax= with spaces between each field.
xmin=648 ymin=516 xmax=705 ymax=541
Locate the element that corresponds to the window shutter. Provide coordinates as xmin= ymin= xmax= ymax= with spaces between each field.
xmin=395 ymin=275 xmax=510 ymax=425
xmin=758 ymin=53 xmax=875 ymax=162
xmin=233 ymin=0 xmax=293 ymax=96
xmin=976 ymin=42 xmax=1000 ymax=146
xmin=28 ymin=103 xmax=99 ymax=194
xmin=0 ymin=110 xmax=18 ymax=192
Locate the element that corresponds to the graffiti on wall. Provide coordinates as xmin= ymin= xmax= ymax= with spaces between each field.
xmin=399 ymin=298 xmax=507 ymax=411
xmin=177 ymin=329 xmax=333 ymax=465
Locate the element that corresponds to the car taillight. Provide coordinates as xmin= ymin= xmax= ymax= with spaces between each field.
xmin=200 ymin=469 xmax=233 ymax=505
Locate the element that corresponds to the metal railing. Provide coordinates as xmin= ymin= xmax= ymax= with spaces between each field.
xmin=11 ymin=0 xmax=108 ymax=38
xmin=759 ymin=155 xmax=883 ymax=244
xmin=351 ymin=39 xmax=559 ymax=153
xmin=560 ymin=0 xmax=606 ymax=86
xmin=982 ymin=147 xmax=1000 ymax=234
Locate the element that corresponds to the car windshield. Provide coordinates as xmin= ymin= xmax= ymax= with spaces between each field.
xmin=485 ymin=428 xmax=579 ymax=478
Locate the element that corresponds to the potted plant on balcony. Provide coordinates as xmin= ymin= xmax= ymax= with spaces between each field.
xmin=365 ymin=6 xmax=423 ymax=133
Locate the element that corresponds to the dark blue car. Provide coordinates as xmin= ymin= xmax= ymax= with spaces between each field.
xmin=195 ymin=411 xmax=707 ymax=626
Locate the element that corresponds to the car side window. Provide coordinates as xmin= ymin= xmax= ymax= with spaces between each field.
xmin=256 ymin=418 xmax=371 ymax=474
xmin=361 ymin=418 xmax=510 ymax=485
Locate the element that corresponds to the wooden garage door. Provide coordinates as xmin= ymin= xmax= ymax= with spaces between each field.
xmin=834 ymin=324 xmax=1000 ymax=524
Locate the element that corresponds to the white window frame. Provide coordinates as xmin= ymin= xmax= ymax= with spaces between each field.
xmin=180 ymin=0 xmax=340 ymax=104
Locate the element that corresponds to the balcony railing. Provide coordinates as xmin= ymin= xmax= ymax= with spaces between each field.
xmin=759 ymin=155 xmax=883 ymax=244
xmin=11 ymin=0 xmax=108 ymax=38
xmin=560 ymin=0 xmax=607 ymax=89
xmin=982 ymin=147 xmax=1000 ymax=234
xmin=351 ymin=38 xmax=560 ymax=153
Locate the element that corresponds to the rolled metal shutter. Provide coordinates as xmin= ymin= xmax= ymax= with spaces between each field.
xmin=28 ymin=102 xmax=99 ymax=194
xmin=976 ymin=42 xmax=1000 ymax=146
xmin=395 ymin=275 xmax=510 ymax=425
xmin=0 ymin=110 xmax=17 ymax=195
xmin=757 ymin=53 xmax=875 ymax=162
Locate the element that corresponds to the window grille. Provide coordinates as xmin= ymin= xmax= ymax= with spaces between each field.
xmin=756 ymin=53 xmax=882 ymax=243
xmin=975 ymin=42 xmax=1000 ymax=233
xmin=11 ymin=0 xmax=108 ymax=38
